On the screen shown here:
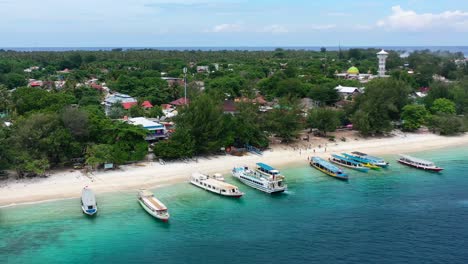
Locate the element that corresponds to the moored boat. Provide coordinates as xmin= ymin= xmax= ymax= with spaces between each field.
xmin=349 ymin=151 xmax=389 ymax=168
xmin=397 ymin=154 xmax=444 ymax=172
xmin=342 ymin=153 xmax=382 ymax=170
xmin=310 ymin=157 xmax=348 ymax=181
xmin=190 ymin=172 xmax=244 ymax=197
xmin=137 ymin=189 xmax=170 ymax=222
xmin=81 ymin=186 xmax=98 ymax=216
xmin=329 ymin=154 xmax=370 ymax=172
xmin=232 ymin=163 xmax=287 ymax=194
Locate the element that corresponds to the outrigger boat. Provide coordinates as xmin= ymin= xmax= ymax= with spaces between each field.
xmin=81 ymin=186 xmax=98 ymax=216
xmin=329 ymin=154 xmax=370 ymax=172
xmin=310 ymin=157 xmax=348 ymax=181
xmin=397 ymin=154 xmax=444 ymax=172
xmin=190 ymin=172 xmax=244 ymax=198
xmin=137 ymin=189 xmax=170 ymax=222
xmin=342 ymin=153 xmax=382 ymax=170
xmin=232 ymin=163 xmax=287 ymax=194
xmin=347 ymin=152 xmax=389 ymax=168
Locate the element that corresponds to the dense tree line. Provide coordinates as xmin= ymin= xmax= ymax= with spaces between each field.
xmin=1 ymin=48 xmax=468 ymax=174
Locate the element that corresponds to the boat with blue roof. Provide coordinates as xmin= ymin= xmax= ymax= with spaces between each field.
xmin=329 ymin=154 xmax=370 ymax=172
xmin=342 ymin=153 xmax=382 ymax=170
xmin=232 ymin=163 xmax=287 ymax=194
xmin=310 ymin=157 xmax=348 ymax=181
xmin=344 ymin=152 xmax=389 ymax=168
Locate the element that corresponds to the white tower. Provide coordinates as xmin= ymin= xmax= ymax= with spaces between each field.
xmin=377 ymin=49 xmax=389 ymax=77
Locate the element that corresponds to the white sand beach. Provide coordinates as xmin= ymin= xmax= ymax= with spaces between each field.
xmin=1 ymin=131 xmax=468 ymax=207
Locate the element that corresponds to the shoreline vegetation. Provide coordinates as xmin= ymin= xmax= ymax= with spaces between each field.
xmin=2 ymin=48 xmax=468 ymax=207
xmin=1 ymin=131 xmax=467 ymax=207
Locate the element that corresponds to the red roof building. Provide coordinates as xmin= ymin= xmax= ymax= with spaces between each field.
xmin=170 ymin=98 xmax=190 ymax=106
xmin=122 ymin=102 xmax=138 ymax=110
xmin=91 ymin=83 xmax=103 ymax=90
xmin=141 ymin=101 xmax=153 ymax=109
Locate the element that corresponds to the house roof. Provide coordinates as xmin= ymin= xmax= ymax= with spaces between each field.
xmin=141 ymin=101 xmax=153 ymax=108
xmin=91 ymin=83 xmax=103 ymax=90
xmin=335 ymin=85 xmax=363 ymax=94
xmin=170 ymin=98 xmax=190 ymax=106
xmin=223 ymin=100 xmax=237 ymax=113
xmin=122 ymin=102 xmax=138 ymax=109
xmin=128 ymin=117 xmax=165 ymax=130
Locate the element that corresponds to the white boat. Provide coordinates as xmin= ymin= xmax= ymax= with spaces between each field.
xmin=231 ymin=163 xmax=287 ymax=194
xmin=397 ymin=154 xmax=444 ymax=172
xmin=137 ymin=189 xmax=170 ymax=222
xmin=81 ymin=187 xmax=97 ymax=216
xmin=190 ymin=172 xmax=244 ymax=198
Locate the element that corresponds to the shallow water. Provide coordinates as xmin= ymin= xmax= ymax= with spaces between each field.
xmin=1 ymin=147 xmax=468 ymax=264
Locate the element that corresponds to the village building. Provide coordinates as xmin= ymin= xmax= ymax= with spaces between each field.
xmin=127 ymin=117 xmax=167 ymax=141
xmin=335 ymin=85 xmax=364 ymax=100
xmin=335 ymin=49 xmax=390 ymax=83
xmin=196 ymin=66 xmax=209 ymax=73
xmin=104 ymin=93 xmax=138 ymax=114
xmin=161 ymin=77 xmax=184 ymax=87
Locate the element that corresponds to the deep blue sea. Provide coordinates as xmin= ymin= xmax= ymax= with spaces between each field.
xmin=1 ymin=46 xmax=468 ymax=56
xmin=1 ymin=146 xmax=468 ymax=264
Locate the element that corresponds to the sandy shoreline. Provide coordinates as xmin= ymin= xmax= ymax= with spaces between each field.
xmin=1 ymin=131 xmax=468 ymax=207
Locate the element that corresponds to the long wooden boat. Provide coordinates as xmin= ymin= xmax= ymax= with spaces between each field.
xmin=342 ymin=153 xmax=381 ymax=170
xmin=397 ymin=154 xmax=444 ymax=172
xmin=348 ymin=152 xmax=389 ymax=168
xmin=329 ymin=154 xmax=370 ymax=172
xmin=137 ymin=189 xmax=170 ymax=222
xmin=81 ymin=187 xmax=98 ymax=216
xmin=310 ymin=157 xmax=348 ymax=181
xmin=190 ymin=172 xmax=244 ymax=198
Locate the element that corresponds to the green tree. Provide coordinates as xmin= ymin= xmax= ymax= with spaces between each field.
xmin=307 ymin=108 xmax=340 ymax=136
xmin=129 ymin=104 xmax=145 ymax=117
xmin=175 ymin=94 xmax=226 ymax=154
xmin=431 ymin=98 xmax=456 ymax=114
xmin=429 ymin=114 xmax=464 ymax=135
xmin=153 ymin=129 xmax=195 ymax=159
xmin=401 ymin=104 xmax=429 ymax=131
xmin=265 ymin=97 xmax=303 ymax=142
xmin=86 ymin=144 xmax=115 ymax=169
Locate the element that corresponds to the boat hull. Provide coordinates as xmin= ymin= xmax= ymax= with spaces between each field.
xmin=138 ymin=199 xmax=170 ymax=222
xmin=190 ymin=181 xmax=244 ymax=198
xmin=81 ymin=206 xmax=97 ymax=216
xmin=398 ymin=160 xmax=444 ymax=172
xmin=329 ymin=158 xmax=370 ymax=173
xmin=310 ymin=163 xmax=348 ymax=181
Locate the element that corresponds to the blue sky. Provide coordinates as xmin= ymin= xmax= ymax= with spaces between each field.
xmin=1 ymin=0 xmax=468 ymax=47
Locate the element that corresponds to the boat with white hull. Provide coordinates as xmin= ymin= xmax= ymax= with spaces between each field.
xmin=137 ymin=189 xmax=170 ymax=222
xmin=397 ymin=154 xmax=443 ymax=172
xmin=190 ymin=172 xmax=244 ymax=198
xmin=81 ymin=187 xmax=97 ymax=216
xmin=232 ymin=163 xmax=287 ymax=194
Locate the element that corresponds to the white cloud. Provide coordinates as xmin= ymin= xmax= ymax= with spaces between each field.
xmin=210 ymin=23 xmax=243 ymax=33
xmin=261 ymin=25 xmax=288 ymax=33
xmin=377 ymin=5 xmax=468 ymax=31
xmin=308 ymin=24 xmax=336 ymax=30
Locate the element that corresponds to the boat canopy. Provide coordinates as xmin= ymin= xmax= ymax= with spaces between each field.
xmin=399 ymin=154 xmax=435 ymax=166
xmin=256 ymin=163 xmax=278 ymax=173
xmin=204 ymin=178 xmax=238 ymax=190
xmin=332 ymin=154 xmax=361 ymax=165
xmin=351 ymin=151 xmax=385 ymax=162
xmin=139 ymin=189 xmax=154 ymax=197
xmin=312 ymin=157 xmax=342 ymax=172
xmin=82 ymin=188 xmax=96 ymax=206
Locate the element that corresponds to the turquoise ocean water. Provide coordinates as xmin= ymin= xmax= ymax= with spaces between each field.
xmin=1 ymin=147 xmax=468 ymax=264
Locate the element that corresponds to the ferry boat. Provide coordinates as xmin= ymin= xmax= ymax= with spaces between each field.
xmin=231 ymin=163 xmax=287 ymax=194
xmin=137 ymin=189 xmax=170 ymax=222
xmin=329 ymin=154 xmax=370 ymax=173
xmin=310 ymin=157 xmax=348 ymax=181
xmin=347 ymin=152 xmax=389 ymax=168
xmin=190 ymin=172 xmax=244 ymax=198
xmin=397 ymin=154 xmax=444 ymax=172
xmin=81 ymin=186 xmax=98 ymax=216
xmin=342 ymin=153 xmax=382 ymax=170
